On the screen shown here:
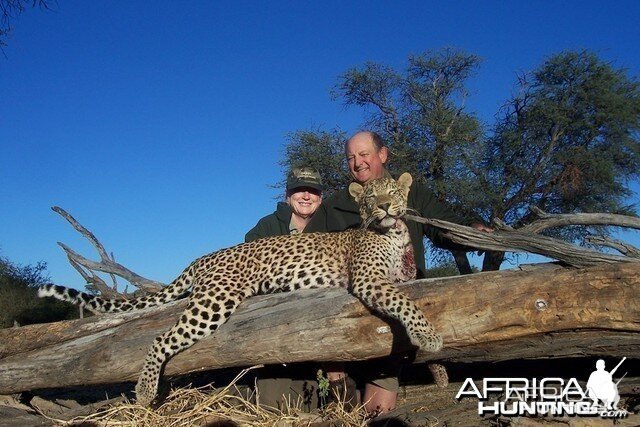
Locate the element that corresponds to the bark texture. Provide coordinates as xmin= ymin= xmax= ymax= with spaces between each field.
xmin=0 ymin=262 xmax=638 ymax=395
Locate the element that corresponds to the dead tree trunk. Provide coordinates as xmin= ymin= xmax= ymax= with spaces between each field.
xmin=1 ymin=262 xmax=638 ymax=395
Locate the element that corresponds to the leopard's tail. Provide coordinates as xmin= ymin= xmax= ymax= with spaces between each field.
xmin=38 ymin=260 xmax=197 ymax=313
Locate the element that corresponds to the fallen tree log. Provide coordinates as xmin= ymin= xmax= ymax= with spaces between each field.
xmin=1 ymin=262 xmax=638 ymax=395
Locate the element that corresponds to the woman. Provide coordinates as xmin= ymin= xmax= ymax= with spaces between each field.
xmin=244 ymin=167 xmax=325 ymax=411
xmin=246 ymin=167 xmax=323 ymax=241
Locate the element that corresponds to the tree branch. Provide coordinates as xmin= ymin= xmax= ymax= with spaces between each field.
xmin=504 ymin=123 xmax=563 ymax=214
xmin=52 ymin=206 xmax=165 ymax=294
xmin=64 ymin=251 xmax=119 ymax=299
xmin=404 ymin=214 xmax=639 ymax=268
xmin=586 ymin=236 xmax=640 ymax=258
xmin=521 ymin=206 xmax=640 ymax=234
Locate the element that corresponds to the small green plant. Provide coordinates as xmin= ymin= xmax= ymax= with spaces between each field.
xmin=317 ymin=369 xmax=330 ymax=407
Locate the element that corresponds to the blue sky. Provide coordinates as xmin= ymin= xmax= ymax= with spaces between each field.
xmin=1 ymin=1 xmax=639 ymax=289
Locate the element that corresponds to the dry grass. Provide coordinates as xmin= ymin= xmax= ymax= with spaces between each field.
xmin=44 ymin=367 xmax=370 ymax=427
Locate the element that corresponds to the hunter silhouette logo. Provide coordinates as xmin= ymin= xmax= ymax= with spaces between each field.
xmin=586 ymin=357 xmax=626 ymax=410
xmin=456 ymin=357 xmax=629 ymax=418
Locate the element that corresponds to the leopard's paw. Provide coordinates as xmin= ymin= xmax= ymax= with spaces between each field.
xmin=428 ymin=363 xmax=449 ymax=388
xmin=409 ymin=329 xmax=443 ymax=352
xmin=135 ymin=376 xmax=158 ymax=407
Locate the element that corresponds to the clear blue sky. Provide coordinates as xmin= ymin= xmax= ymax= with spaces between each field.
xmin=1 ymin=1 xmax=639 ymax=289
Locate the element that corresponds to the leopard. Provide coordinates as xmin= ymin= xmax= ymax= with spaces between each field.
xmin=38 ymin=172 xmax=443 ymax=406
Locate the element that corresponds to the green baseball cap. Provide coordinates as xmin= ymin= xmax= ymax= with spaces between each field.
xmin=286 ymin=167 xmax=323 ymax=192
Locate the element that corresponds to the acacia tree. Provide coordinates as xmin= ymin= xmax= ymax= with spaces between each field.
xmin=334 ymin=49 xmax=485 ymax=272
xmin=472 ymin=51 xmax=640 ymax=269
xmin=282 ymin=49 xmax=640 ymax=272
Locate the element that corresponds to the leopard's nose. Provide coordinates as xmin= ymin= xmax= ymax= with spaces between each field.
xmin=378 ymin=203 xmax=390 ymax=212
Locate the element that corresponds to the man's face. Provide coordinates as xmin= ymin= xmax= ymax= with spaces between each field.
xmin=346 ymin=133 xmax=387 ymax=184
xmin=287 ymin=187 xmax=322 ymax=219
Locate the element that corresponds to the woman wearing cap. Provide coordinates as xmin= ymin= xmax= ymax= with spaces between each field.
xmin=245 ymin=167 xmax=323 ymax=241
xmin=244 ymin=167 xmax=324 ymax=411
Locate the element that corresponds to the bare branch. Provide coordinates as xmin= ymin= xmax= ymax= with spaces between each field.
xmin=522 ymin=207 xmax=640 ymax=234
xmin=64 ymin=252 xmax=120 ymax=298
xmin=491 ymin=218 xmax=515 ymax=231
xmin=586 ymin=236 xmax=640 ymax=258
xmin=404 ymin=214 xmax=638 ymax=268
xmin=52 ymin=206 xmax=111 ymax=260
xmin=53 ymin=206 xmax=165 ymax=294
xmin=108 ymin=251 xmax=121 ymax=294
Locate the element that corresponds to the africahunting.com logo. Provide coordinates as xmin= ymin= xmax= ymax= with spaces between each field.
xmin=455 ymin=358 xmax=629 ymax=418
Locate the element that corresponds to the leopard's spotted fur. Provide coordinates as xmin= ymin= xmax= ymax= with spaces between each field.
xmin=39 ymin=172 xmax=443 ymax=406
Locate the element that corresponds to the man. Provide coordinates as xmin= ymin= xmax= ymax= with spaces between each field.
xmin=305 ymin=130 xmax=491 ymax=413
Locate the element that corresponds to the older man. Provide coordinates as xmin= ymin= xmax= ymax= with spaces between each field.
xmin=305 ymin=130 xmax=490 ymax=413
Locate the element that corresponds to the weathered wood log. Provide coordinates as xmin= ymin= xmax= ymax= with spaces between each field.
xmin=0 ymin=262 xmax=638 ymax=394
xmin=405 ymin=215 xmax=639 ymax=267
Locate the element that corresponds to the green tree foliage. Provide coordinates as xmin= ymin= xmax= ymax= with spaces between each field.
xmin=0 ymin=255 xmax=78 ymax=328
xmin=333 ymin=48 xmax=483 ymax=203
xmin=482 ymin=51 xmax=640 ymax=225
xmin=282 ymin=49 xmax=640 ymax=271
xmin=472 ymin=51 xmax=640 ymax=268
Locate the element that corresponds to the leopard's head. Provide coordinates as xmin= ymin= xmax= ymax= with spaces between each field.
xmin=349 ymin=172 xmax=412 ymax=230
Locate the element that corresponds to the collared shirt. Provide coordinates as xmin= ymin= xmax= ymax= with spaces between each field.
xmin=289 ymin=217 xmax=301 ymax=235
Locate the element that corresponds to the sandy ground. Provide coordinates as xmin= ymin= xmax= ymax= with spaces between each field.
xmin=1 ymin=360 xmax=638 ymax=426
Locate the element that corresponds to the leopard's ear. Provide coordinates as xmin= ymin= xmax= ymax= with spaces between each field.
xmin=397 ymin=172 xmax=412 ymax=195
xmin=349 ymin=182 xmax=364 ymax=202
